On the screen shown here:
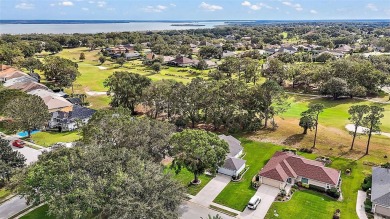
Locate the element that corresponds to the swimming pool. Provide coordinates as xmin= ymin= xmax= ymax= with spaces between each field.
xmin=17 ymin=130 xmax=40 ymax=138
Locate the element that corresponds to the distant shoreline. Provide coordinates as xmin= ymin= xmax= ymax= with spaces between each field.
xmin=0 ymin=19 xmax=389 ymax=25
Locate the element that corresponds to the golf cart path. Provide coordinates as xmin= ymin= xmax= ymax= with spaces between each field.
xmin=345 ymin=124 xmax=390 ymax=138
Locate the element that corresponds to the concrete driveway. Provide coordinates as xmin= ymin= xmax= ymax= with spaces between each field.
xmin=0 ymin=196 xmax=28 ymax=219
xmin=12 ymin=146 xmax=41 ymax=165
xmin=240 ymin=184 xmax=280 ymax=219
xmin=192 ymin=174 xmax=231 ymax=206
xmin=179 ymin=201 xmax=235 ymax=219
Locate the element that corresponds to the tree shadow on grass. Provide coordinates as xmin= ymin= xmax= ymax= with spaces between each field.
xmin=282 ymin=133 xmax=305 ymax=146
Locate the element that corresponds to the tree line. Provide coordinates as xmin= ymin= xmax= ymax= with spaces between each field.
xmin=104 ymin=71 xmax=289 ymax=132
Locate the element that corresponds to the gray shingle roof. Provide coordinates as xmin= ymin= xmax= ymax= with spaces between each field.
xmin=222 ymin=157 xmax=246 ymax=171
xmin=371 ymin=167 xmax=390 ymax=207
xmin=218 ymin=135 xmax=242 ymax=157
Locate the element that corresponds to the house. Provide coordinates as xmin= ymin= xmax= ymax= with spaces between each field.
xmin=49 ymin=105 xmax=96 ymax=131
xmin=258 ymin=151 xmax=341 ymax=190
xmin=28 ymin=89 xmax=73 ymax=113
xmin=7 ymin=81 xmax=49 ymax=92
xmin=168 ymin=56 xmax=195 ymax=67
xmin=204 ymin=60 xmax=217 ymax=68
xmin=371 ymin=167 xmax=390 ymax=218
xmin=124 ymin=52 xmax=141 ymax=60
xmin=316 ymin=51 xmax=344 ymax=59
xmin=264 ymin=48 xmax=279 ymax=56
xmin=217 ymin=135 xmax=246 ymax=177
xmin=0 ymin=68 xmax=29 ymax=83
xmin=222 ymin=51 xmax=236 ymax=58
xmin=3 ymin=75 xmax=38 ymax=87
xmin=334 ymin=44 xmax=352 ymax=54
xmin=279 ymin=46 xmax=298 ymax=54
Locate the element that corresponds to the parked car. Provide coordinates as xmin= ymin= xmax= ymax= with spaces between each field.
xmin=247 ymin=195 xmax=261 ymax=210
xmin=12 ymin=140 xmax=25 ymax=148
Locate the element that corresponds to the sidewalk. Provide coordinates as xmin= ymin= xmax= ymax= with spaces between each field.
xmin=356 ymin=190 xmax=368 ymax=219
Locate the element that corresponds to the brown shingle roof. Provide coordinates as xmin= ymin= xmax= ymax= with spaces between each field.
xmin=259 ymin=151 xmax=340 ymax=185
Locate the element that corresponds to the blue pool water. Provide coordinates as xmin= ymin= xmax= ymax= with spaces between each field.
xmin=17 ymin=130 xmax=40 ymax=138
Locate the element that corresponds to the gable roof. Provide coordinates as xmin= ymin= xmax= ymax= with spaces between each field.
xmin=3 ymin=75 xmax=37 ymax=87
xmin=222 ymin=157 xmax=246 ymax=171
xmin=171 ymin=56 xmax=194 ymax=64
xmin=28 ymin=89 xmax=72 ymax=110
xmin=7 ymin=81 xmax=48 ymax=92
xmin=218 ymin=134 xmax=242 ymax=158
xmin=371 ymin=167 xmax=390 ymax=207
xmin=259 ymin=151 xmax=340 ymax=185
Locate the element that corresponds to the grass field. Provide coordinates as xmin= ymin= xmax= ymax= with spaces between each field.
xmin=0 ymin=188 xmax=11 ymax=201
xmin=46 ymin=47 xmax=211 ymax=108
xmin=20 ymin=205 xmax=55 ymax=219
xmin=164 ymin=166 xmax=214 ymax=196
xmin=30 ymin=131 xmax=80 ymax=147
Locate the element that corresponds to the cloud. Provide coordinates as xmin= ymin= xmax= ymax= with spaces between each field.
xmin=59 ymin=1 xmax=74 ymax=6
xmin=97 ymin=1 xmax=106 ymax=7
xmin=199 ymin=2 xmax=223 ymax=11
xmin=15 ymin=2 xmax=34 ymax=9
xmin=282 ymin=1 xmax=302 ymax=11
xmin=366 ymin=3 xmax=378 ymax=11
xmin=143 ymin=5 xmax=168 ymax=12
xmin=82 ymin=7 xmax=89 ymax=11
xmin=241 ymin=1 xmax=272 ymax=11
xmin=241 ymin=1 xmax=251 ymax=6
xmin=170 ymin=3 xmax=176 ymax=7
xmin=310 ymin=9 xmax=317 ymax=14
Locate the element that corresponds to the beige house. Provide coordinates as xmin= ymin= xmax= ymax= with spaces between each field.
xmin=258 ymin=151 xmax=341 ymax=190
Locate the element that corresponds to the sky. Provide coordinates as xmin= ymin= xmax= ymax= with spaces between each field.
xmin=0 ymin=0 xmax=390 ymax=20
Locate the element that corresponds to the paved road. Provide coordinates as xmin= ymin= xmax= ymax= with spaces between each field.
xmin=192 ymin=174 xmax=231 ymax=206
xmin=240 ymin=184 xmax=279 ymax=219
xmin=179 ymin=201 xmax=235 ymax=219
xmin=0 ymin=196 xmax=28 ymax=219
xmin=356 ymin=190 xmax=368 ymax=219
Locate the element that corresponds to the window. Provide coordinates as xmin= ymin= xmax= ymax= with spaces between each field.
xmin=301 ymin=178 xmax=309 ymax=184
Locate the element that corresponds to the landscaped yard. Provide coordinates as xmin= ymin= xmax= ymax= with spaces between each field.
xmin=214 ymin=140 xmax=284 ymax=211
xmin=20 ymin=205 xmax=55 ymax=219
xmin=164 ymin=166 xmax=213 ymax=196
xmin=30 ymin=131 xmax=80 ymax=147
xmin=265 ymin=156 xmax=371 ymax=219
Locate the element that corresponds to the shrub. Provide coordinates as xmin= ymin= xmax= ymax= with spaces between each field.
xmin=302 ymin=183 xmax=309 ymax=189
xmin=364 ymin=199 xmax=372 ymax=212
xmin=327 ymin=188 xmax=340 ymax=199
xmin=333 ymin=209 xmax=341 ymax=219
xmin=282 ymin=148 xmax=297 ymax=154
xmin=299 ymin=148 xmax=313 ymax=153
xmin=361 ymin=175 xmax=372 ymax=191
xmin=309 ymin=184 xmax=326 ymax=192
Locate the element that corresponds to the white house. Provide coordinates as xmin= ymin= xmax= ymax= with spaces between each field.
xmin=217 ymin=135 xmax=246 ymax=177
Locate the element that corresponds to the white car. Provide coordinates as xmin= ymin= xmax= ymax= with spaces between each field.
xmin=247 ymin=195 xmax=261 ymax=210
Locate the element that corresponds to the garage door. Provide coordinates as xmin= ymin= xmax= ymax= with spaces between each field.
xmin=218 ymin=167 xmax=234 ymax=176
xmin=262 ymin=177 xmax=282 ymax=188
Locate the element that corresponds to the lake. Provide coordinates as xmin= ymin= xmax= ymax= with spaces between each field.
xmin=0 ymin=21 xmax=225 ymax=34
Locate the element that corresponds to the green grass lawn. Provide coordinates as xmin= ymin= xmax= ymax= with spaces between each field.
xmin=214 ymin=140 xmax=284 ymax=211
xmin=282 ymin=95 xmax=390 ymax=132
xmin=30 ymin=131 xmax=80 ymax=147
xmin=164 ymin=166 xmax=213 ymax=196
xmin=20 ymin=205 xmax=55 ymax=219
xmin=0 ymin=188 xmax=11 ymax=201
